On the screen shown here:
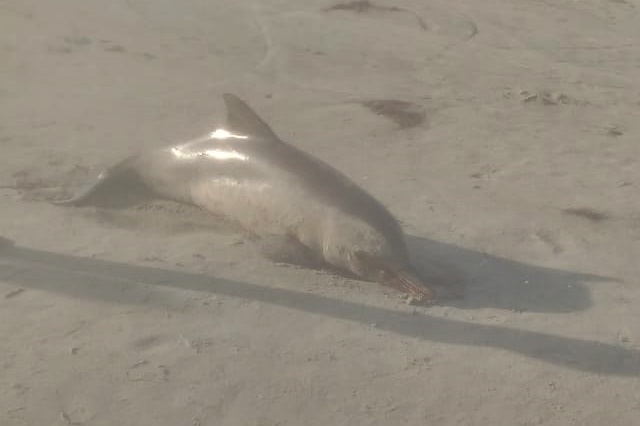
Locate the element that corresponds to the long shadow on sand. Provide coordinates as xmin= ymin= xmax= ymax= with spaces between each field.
xmin=39 ymin=194 xmax=606 ymax=314
xmin=0 ymin=236 xmax=636 ymax=377
xmin=406 ymin=235 xmax=610 ymax=313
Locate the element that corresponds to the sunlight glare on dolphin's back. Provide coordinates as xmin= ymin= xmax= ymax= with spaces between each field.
xmin=209 ymin=128 xmax=248 ymax=140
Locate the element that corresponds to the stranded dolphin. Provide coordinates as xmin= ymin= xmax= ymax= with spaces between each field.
xmin=56 ymin=94 xmax=443 ymax=303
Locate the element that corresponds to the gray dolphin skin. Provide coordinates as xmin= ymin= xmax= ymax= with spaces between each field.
xmin=56 ymin=94 xmax=438 ymax=303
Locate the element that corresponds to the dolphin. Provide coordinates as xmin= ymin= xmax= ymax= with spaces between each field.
xmin=55 ymin=94 xmax=444 ymax=303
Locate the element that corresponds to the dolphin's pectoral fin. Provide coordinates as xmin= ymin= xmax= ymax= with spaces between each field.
xmin=222 ymin=93 xmax=280 ymax=141
xmin=258 ymin=235 xmax=325 ymax=269
xmin=53 ymin=161 xmax=153 ymax=209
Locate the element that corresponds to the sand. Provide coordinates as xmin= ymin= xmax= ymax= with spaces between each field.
xmin=1 ymin=0 xmax=639 ymax=424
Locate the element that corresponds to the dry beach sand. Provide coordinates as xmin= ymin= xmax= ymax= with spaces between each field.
xmin=1 ymin=0 xmax=640 ymax=424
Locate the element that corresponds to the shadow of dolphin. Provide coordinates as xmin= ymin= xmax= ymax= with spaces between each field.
xmin=31 ymin=194 xmax=609 ymax=314
xmin=1 ymin=237 xmax=636 ymax=377
xmin=406 ymin=235 xmax=613 ymax=313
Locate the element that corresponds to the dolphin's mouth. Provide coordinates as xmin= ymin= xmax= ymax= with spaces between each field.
xmin=356 ymin=252 xmax=437 ymax=303
xmin=382 ymin=268 xmax=436 ymax=304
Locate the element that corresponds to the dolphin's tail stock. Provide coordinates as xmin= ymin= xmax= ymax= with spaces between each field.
xmin=53 ymin=159 xmax=150 ymax=208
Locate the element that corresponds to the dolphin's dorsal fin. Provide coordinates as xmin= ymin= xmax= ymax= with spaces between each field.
xmin=223 ymin=93 xmax=279 ymax=140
